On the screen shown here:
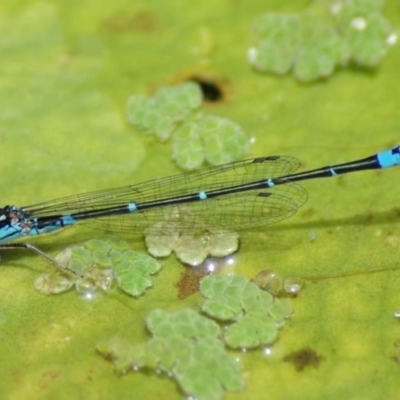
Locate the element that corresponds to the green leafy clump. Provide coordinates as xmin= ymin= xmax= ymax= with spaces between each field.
xmin=97 ymin=275 xmax=296 ymax=398
xmin=144 ymin=207 xmax=240 ymax=266
xmin=97 ymin=309 xmax=245 ymax=400
xmin=249 ymin=0 xmax=394 ymax=82
xmin=34 ymin=239 xmax=161 ymax=297
xmin=127 ymin=82 xmax=248 ymax=170
xmin=127 ymin=82 xmax=202 ymax=141
xmin=172 ymin=114 xmax=248 ymax=169
xmin=112 ymin=250 xmax=162 ymax=296
xmin=200 ymin=275 xmax=293 ymax=348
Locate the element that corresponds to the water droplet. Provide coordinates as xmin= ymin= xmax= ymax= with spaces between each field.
xmin=96 ymin=269 xmax=114 ymax=291
xmin=283 ymin=277 xmax=304 ymax=295
xmin=252 ymin=270 xmax=283 ymax=296
xmin=75 ymin=277 xmax=97 ymax=300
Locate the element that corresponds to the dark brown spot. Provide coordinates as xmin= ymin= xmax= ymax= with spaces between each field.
xmin=283 ymin=348 xmax=324 ymax=371
xmin=176 ymin=269 xmax=206 ymax=299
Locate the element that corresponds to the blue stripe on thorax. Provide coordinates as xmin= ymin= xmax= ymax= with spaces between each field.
xmin=377 ymin=147 xmax=400 ymax=169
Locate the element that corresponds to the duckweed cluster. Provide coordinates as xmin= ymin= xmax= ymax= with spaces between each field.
xmin=127 ymin=82 xmax=248 ymax=169
xmin=144 ymin=207 xmax=240 ymax=266
xmin=249 ymin=0 xmax=395 ymax=81
xmin=34 ymin=239 xmax=161 ymax=297
xmin=200 ymin=275 xmax=293 ymax=348
xmin=97 ymin=309 xmax=244 ymax=400
xmin=97 ymin=274 xmax=294 ymax=400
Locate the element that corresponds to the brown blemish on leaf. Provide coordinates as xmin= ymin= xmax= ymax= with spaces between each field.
xmin=38 ymin=369 xmax=61 ymax=391
xmin=176 ymin=269 xmax=206 ymax=299
xmin=300 ymin=207 xmax=316 ymax=219
xmin=283 ymin=347 xmax=324 ymax=371
xmin=101 ymin=11 xmax=160 ymax=34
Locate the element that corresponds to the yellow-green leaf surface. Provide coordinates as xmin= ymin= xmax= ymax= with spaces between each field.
xmin=1 ymin=1 xmax=400 ymax=399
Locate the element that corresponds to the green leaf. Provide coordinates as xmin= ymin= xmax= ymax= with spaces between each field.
xmin=224 ymin=314 xmax=279 ymax=348
xmin=113 ymin=252 xmax=161 ymax=296
xmin=98 ymin=309 xmax=243 ymax=399
xmin=251 ymin=0 xmax=393 ymax=81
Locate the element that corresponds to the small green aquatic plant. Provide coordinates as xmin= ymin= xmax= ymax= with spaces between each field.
xmin=127 ymin=82 xmax=202 ymax=141
xmin=144 ymin=207 xmax=240 ymax=266
xmin=200 ymin=274 xmax=293 ymax=348
xmin=249 ymin=0 xmax=395 ymax=82
xmin=97 ymin=308 xmax=245 ymax=400
xmin=126 ymin=82 xmax=248 ymax=169
xmin=97 ymin=274 xmax=295 ymax=399
xmin=34 ymin=239 xmax=161 ymax=297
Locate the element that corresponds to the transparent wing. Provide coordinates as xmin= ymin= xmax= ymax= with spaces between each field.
xmin=23 ymin=155 xmax=306 ymax=233
xmin=88 ymin=183 xmax=308 ymax=234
